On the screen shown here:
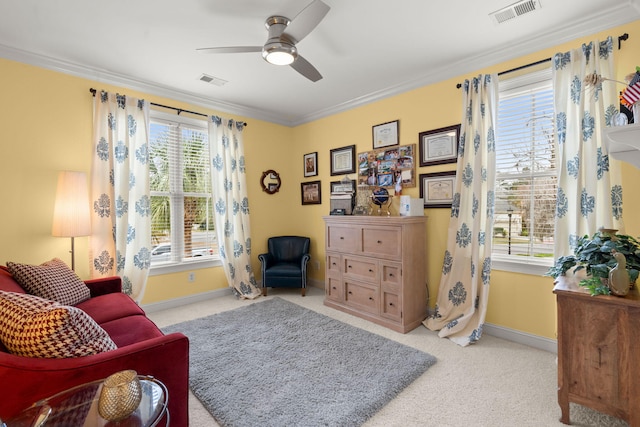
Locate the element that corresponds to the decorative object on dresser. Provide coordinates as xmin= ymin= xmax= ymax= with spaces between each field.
xmin=553 ymin=283 xmax=640 ymax=426
xmin=546 ymin=229 xmax=640 ymax=296
xmin=330 ymin=177 xmax=356 ymax=215
xmin=323 ymin=215 xmax=427 ymax=333
xmin=370 ymin=187 xmax=392 ymax=216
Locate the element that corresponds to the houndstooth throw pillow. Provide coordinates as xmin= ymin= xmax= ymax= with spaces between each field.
xmin=7 ymin=258 xmax=90 ymax=306
xmin=0 ymin=291 xmax=117 ymax=358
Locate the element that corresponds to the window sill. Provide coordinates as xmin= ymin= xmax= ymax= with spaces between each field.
xmin=491 ymin=255 xmax=551 ymax=276
xmin=149 ymin=257 xmax=222 ymax=276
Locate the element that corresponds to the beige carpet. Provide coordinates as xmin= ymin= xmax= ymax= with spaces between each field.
xmin=148 ymin=286 xmax=628 ymax=427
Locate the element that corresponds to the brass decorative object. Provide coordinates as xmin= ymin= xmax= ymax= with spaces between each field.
xmin=98 ymin=370 xmax=142 ymax=421
xmin=353 ymin=184 xmax=373 ymax=215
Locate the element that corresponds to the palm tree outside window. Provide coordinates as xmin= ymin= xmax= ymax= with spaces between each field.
xmin=149 ymin=111 xmax=217 ymax=265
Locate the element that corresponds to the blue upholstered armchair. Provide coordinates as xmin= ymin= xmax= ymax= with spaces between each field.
xmin=258 ymin=236 xmax=310 ymax=296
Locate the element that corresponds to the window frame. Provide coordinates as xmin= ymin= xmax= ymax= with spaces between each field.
xmin=149 ymin=110 xmax=221 ymax=274
xmin=492 ymin=68 xmax=555 ymax=276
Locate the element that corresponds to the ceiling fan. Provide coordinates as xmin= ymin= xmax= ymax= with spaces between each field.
xmin=197 ymin=0 xmax=330 ymax=82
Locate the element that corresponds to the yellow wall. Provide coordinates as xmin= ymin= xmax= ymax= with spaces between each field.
xmin=1 ymin=19 xmax=639 ymax=340
xmin=0 ymin=58 xmax=294 ymax=302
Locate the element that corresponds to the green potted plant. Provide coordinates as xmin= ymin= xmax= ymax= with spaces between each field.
xmin=546 ymin=230 xmax=640 ymax=295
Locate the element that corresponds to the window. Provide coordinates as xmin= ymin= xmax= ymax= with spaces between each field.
xmin=149 ymin=111 xmax=218 ymax=270
xmin=492 ymin=68 xmax=556 ymax=274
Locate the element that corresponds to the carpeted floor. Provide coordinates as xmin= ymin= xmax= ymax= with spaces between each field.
xmin=162 ymin=297 xmax=436 ymax=427
xmin=148 ymin=286 xmax=629 ymax=427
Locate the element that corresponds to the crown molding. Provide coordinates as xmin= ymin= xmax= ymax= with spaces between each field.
xmin=0 ymin=43 xmax=296 ymax=127
xmin=292 ymin=3 xmax=640 ymax=126
xmin=2 ymin=3 xmax=638 ymax=129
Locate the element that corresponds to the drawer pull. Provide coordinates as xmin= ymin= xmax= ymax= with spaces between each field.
xmin=389 ymin=302 xmax=394 ymax=306
xmin=340 ymin=236 xmax=345 ymax=240
xmin=348 ymin=291 xmax=353 ymax=295
xmin=332 ymin=262 xmax=337 ymax=266
xmin=332 ymin=286 xmax=337 ymax=290
xmin=369 ymin=297 xmax=374 ymax=300
xmin=368 ymin=269 xmax=374 ymax=272
xmin=377 ymin=240 xmax=383 ymax=244
xmin=348 ymin=265 xmax=352 ymax=269
xmin=389 ymin=273 xmax=394 ymax=277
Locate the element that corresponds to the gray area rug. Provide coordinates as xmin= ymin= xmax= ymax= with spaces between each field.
xmin=163 ymin=297 xmax=436 ymax=427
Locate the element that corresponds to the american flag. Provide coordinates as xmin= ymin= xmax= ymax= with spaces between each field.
xmin=622 ymin=71 xmax=640 ymax=106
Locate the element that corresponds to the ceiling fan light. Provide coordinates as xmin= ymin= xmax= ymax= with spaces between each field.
xmin=262 ymin=43 xmax=297 ymax=65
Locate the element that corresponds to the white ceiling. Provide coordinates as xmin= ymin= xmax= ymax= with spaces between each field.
xmin=1 ymin=0 xmax=639 ymax=126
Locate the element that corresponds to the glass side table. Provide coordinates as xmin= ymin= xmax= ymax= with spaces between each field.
xmin=6 ymin=375 xmax=168 ymax=427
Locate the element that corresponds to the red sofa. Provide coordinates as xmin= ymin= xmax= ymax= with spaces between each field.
xmin=0 ymin=266 xmax=190 ymax=426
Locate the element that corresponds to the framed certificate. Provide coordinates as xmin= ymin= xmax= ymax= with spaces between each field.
xmin=419 ymin=124 xmax=460 ymax=166
xmin=330 ymin=145 xmax=356 ymax=176
xmin=419 ymin=171 xmax=456 ymax=208
xmin=372 ymin=120 xmax=399 ymax=149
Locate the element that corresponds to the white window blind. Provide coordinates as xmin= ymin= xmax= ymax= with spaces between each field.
xmin=493 ymin=68 xmax=556 ymax=271
xmin=149 ymin=111 xmax=217 ymax=266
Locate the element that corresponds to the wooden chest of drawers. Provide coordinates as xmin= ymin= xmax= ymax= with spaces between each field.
xmin=554 ymin=286 xmax=640 ymax=426
xmin=323 ymin=216 xmax=427 ymax=333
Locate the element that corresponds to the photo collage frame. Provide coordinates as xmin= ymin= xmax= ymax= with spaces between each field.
xmin=357 ymin=144 xmax=416 ymax=189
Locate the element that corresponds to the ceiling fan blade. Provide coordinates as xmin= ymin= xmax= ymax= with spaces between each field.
xmin=290 ymin=55 xmax=322 ymax=82
xmin=283 ymin=0 xmax=330 ymax=44
xmin=197 ymin=46 xmax=262 ymax=54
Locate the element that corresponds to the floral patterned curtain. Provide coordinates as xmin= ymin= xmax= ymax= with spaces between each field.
xmin=208 ymin=116 xmax=261 ymax=299
xmin=89 ymin=91 xmax=151 ymax=302
xmin=552 ymin=36 xmax=623 ymax=257
xmin=424 ymin=75 xmax=498 ymax=347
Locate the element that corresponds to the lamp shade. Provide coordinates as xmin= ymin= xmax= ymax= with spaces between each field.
xmin=52 ymin=171 xmax=91 ymax=237
xmin=262 ymin=41 xmax=297 ymax=65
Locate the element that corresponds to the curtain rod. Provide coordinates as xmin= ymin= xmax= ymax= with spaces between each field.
xmin=455 ymin=32 xmax=629 ymax=89
xmin=89 ymin=88 xmax=247 ymax=125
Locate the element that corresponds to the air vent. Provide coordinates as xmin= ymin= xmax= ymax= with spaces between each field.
xmin=490 ymin=0 xmax=541 ymax=24
xmin=199 ymin=73 xmax=228 ymax=87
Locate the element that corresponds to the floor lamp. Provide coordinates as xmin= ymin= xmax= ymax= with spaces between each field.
xmin=52 ymin=171 xmax=91 ymax=271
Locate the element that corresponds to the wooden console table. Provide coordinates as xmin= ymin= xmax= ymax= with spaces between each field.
xmin=554 ymin=284 xmax=640 ymax=426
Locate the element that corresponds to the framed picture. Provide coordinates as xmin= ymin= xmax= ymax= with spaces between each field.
xmin=372 ymin=120 xmax=399 ymax=149
xmin=419 ymin=171 xmax=456 ymax=208
xmin=331 ymin=179 xmax=356 ymax=193
xmin=304 ymin=152 xmax=318 ymax=177
xmin=301 ymin=180 xmax=322 ymax=205
xmin=357 ymin=144 xmax=416 ymax=188
xmin=419 ymin=124 xmax=460 ymax=166
xmin=330 ymin=145 xmax=356 ymax=176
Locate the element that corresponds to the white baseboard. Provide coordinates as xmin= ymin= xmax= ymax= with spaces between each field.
xmin=144 ymin=280 xmax=557 ymax=353
xmin=142 ymin=287 xmax=233 ymax=313
xmin=483 ymin=323 xmax=557 ymax=354
xmin=425 ymin=308 xmax=557 ymax=353
xmin=143 ymin=278 xmax=323 ymax=313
